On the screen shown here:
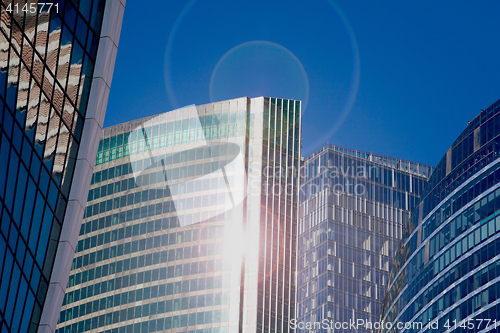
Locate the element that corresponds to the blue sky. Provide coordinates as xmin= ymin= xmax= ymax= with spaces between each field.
xmin=105 ymin=0 xmax=500 ymax=166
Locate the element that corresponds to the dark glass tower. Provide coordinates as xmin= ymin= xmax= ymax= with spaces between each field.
xmin=296 ymin=145 xmax=433 ymax=332
xmin=56 ymin=97 xmax=301 ymax=333
xmin=380 ymin=98 xmax=500 ymax=332
xmin=0 ymin=1 xmax=124 ymax=332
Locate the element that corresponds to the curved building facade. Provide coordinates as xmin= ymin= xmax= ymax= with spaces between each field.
xmin=297 ymin=145 xmax=432 ymax=333
xmin=0 ymin=1 xmax=124 ymax=333
xmin=380 ymin=98 xmax=500 ymax=333
xmin=55 ymin=97 xmax=301 ymax=333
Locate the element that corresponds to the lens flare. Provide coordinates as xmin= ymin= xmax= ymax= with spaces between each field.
xmin=164 ymin=0 xmax=361 ymax=153
xmin=209 ymin=40 xmax=309 ymax=112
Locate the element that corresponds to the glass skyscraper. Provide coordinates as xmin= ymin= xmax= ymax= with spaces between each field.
xmin=296 ymin=145 xmax=433 ymax=332
xmin=56 ymin=97 xmax=301 ymax=333
xmin=0 ymin=1 xmax=124 ymax=332
xmin=380 ymin=98 xmax=500 ymax=332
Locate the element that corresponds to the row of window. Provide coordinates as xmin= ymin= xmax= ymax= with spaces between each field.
xmin=85 ymin=183 xmax=232 ymax=219
xmin=419 ymin=162 xmax=500 ymax=246
xmin=302 ymin=186 xmax=408 ymax=221
xmin=417 ymin=137 xmax=499 ymax=227
xmin=91 ymin=166 xmax=239 ymax=209
xmin=79 ymin=218 xmax=222 ymax=244
xmin=96 ymin=120 xmax=249 ymax=166
xmin=299 ymin=284 xmax=382 ymax=318
xmin=428 ymin=190 xmax=500 ymax=259
xmin=71 ymin=240 xmax=224 ymax=283
xmin=327 ymin=145 xmax=433 ymax=177
xmin=396 ymin=269 xmax=500 ymax=333
xmin=300 ymin=239 xmax=393 ymax=279
xmin=62 ymin=284 xmax=230 ymax=323
xmin=297 ymin=300 xmax=379 ymax=331
xmin=405 ymin=188 xmax=500 ymax=287
xmin=304 ymin=253 xmax=388 ymax=288
xmin=68 ymin=257 xmax=230 ymax=304
xmin=301 ymin=151 xmax=428 ymax=196
xmin=73 ymin=219 xmax=223 ymax=267
xmin=60 ymin=308 xmax=231 ymax=333
xmin=99 ymin=112 xmax=249 ymax=153
xmin=87 ymin=173 xmax=235 ymax=212
xmin=300 ymin=196 xmax=408 ymax=243
xmin=92 ymin=142 xmax=242 ymax=186
xmin=89 ymin=163 xmax=234 ymax=203
xmin=299 ymin=255 xmax=389 ymax=298
xmin=426 ymin=100 xmax=500 ymax=202
xmin=388 ymin=216 xmax=500 ymax=325
xmin=301 ymin=174 xmax=420 ymax=212
xmin=78 ymin=216 xmax=222 ymax=254
xmin=299 ymin=224 xmax=393 ymax=270
xmin=61 ymin=324 xmax=232 ymax=333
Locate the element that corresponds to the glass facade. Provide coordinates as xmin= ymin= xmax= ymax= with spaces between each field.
xmin=56 ymin=97 xmax=301 ymax=333
xmin=0 ymin=1 xmax=124 ymax=332
xmin=380 ymin=98 xmax=500 ymax=332
xmin=296 ymin=145 xmax=433 ymax=332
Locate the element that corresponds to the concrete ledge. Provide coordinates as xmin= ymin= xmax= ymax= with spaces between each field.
xmin=37 ymin=0 xmax=126 ymax=332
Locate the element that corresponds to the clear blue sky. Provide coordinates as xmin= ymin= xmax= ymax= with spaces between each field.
xmin=105 ymin=0 xmax=500 ymax=166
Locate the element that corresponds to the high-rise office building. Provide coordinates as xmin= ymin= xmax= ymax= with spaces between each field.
xmin=56 ymin=97 xmax=301 ymax=333
xmin=296 ymin=145 xmax=433 ymax=332
xmin=0 ymin=1 xmax=124 ymax=332
xmin=380 ymin=98 xmax=500 ymax=332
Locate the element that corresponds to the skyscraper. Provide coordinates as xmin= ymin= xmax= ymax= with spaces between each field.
xmin=0 ymin=1 xmax=124 ymax=332
xmin=56 ymin=97 xmax=301 ymax=333
xmin=380 ymin=98 xmax=500 ymax=333
xmin=296 ymin=145 xmax=433 ymax=332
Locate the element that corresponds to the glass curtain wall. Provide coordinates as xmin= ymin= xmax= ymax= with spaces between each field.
xmin=0 ymin=1 xmax=122 ymax=332
xmin=297 ymin=145 xmax=433 ymax=333
xmin=56 ymin=96 xmax=301 ymax=333
xmin=380 ymin=98 xmax=500 ymax=333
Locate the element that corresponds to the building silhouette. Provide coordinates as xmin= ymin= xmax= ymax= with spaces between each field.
xmin=380 ymin=98 xmax=500 ymax=332
xmin=56 ymin=97 xmax=301 ymax=333
xmin=297 ymin=145 xmax=433 ymax=332
xmin=0 ymin=1 xmax=124 ymax=332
